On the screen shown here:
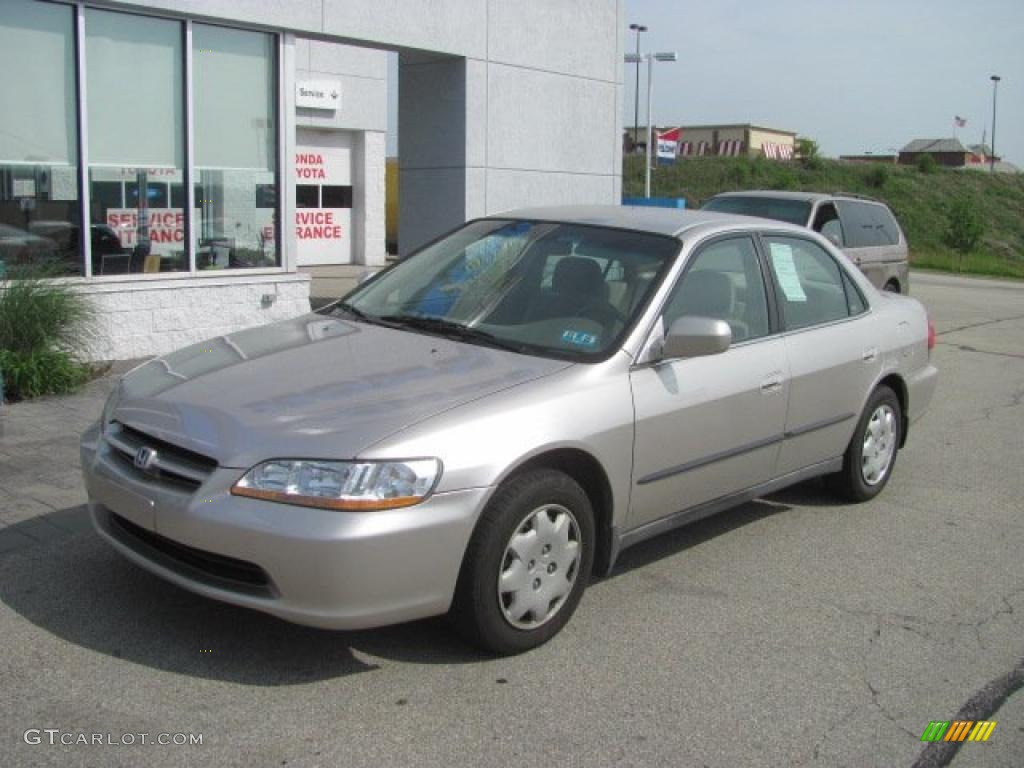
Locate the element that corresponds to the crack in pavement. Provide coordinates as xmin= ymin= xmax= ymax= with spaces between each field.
xmin=936 ymin=313 xmax=1024 ymax=336
xmin=910 ymin=657 xmax=1024 ymax=768
xmin=938 ymin=341 xmax=1024 ymax=361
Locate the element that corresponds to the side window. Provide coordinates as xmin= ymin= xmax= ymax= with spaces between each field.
xmin=813 ymin=203 xmax=845 ymax=246
xmin=842 ymin=269 xmax=867 ymax=315
xmin=765 ymin=236 xmax=850 ymax=330
xmin=835 ymin=201 xmax=876 ymax=246
xmin=871 ymin=205 xmax=901 ymax=245
xmin=662 ymin=236 xmax=770 ymax=343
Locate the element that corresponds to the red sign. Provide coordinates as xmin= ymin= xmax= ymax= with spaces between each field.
xmin=296 ymin=210 xmax=342 ymax=240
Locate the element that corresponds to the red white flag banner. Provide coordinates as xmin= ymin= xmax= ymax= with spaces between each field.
xmin=657 ymin=127 xmax=681 ymax=161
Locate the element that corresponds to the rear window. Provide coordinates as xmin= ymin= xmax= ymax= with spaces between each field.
xmin=836 ymin=201 xmax=900 ymax=247
xmin=702 ymin=196 xmax=812 ymax=226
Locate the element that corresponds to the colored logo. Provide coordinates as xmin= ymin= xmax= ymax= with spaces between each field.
xmin=920 ymin=720 xmax=996 ymax=742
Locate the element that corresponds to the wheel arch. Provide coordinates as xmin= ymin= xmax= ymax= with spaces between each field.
xmin=877 ymin=373 xmax=909 ymax=447
xmin=501 ymin=448 xmax=616 ymax=579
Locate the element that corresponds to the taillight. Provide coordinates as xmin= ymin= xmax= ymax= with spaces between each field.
xmin=927 ymin=317 xmax=936 ymax=353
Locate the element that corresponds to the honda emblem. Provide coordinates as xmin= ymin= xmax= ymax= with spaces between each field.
xmin=134 ymin=446 xmax=158 ymax=471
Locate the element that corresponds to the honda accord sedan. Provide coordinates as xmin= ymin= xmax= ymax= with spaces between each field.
xmin=81 ymin=206 xmax=938 ymax=654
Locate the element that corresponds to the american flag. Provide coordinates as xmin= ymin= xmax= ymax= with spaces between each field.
xmin=954 ymin=116 xmax=967 ymax=127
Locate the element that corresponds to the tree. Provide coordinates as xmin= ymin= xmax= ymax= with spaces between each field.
xmin=944 ymin=197 xmax=985 ymax=271
xmin=795 ymin=136 xmax=819 ymax=159
xmin=795 ymin=136 xmax=821 ymax=170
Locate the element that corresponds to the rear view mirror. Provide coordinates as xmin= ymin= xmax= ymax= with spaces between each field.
xmin=661 ymin=316 xmax=731 ymax=360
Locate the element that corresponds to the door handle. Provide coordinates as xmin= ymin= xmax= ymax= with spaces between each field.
xmin=760 ymin=373 xmax=784 ymax=393
xmin=862 ymin=347 xmax=878 ymax=362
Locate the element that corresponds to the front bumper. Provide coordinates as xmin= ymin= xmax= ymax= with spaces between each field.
xmin=81 ymin=424 xmax=490 ymax=630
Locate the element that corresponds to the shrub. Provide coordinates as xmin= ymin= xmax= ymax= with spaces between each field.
xmin=0 ymin=265 xmax=96 ymax=402
xmin=916 ymin=153 xmax=938 ymax=174
xmin=864 ymin=164 xmax=890 ymax=189
xmin=0 ymin=347 xmax=90 ymax=400
xmin=944 ymin=197 xmax=986 ymax=270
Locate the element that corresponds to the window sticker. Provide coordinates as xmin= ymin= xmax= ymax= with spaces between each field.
xmin=561 ymin=329 xmax=599 ymax=348
xmin=769 ymin=243 xmax=807 ymax=302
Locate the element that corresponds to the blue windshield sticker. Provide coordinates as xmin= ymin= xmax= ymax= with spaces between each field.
xmin=562 ymin=330 xmax=599 ymax=348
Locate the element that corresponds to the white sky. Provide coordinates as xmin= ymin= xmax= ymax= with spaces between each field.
xmin=386 ymin=1 xmax=1022 ymax=165
xmin=623 ymin=0 xmax=1023 ymax=165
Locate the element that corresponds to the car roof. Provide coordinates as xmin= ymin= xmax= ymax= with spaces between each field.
xmin=490 ymin=205 xmax=808 ymax=239
xmin=708 ymin=190 xmax=885 ymax=205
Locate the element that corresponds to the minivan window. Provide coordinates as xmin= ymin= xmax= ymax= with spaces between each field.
xmin=836 ymin=201 xmax=898 ymax=247
xmin=340 ymin=219 xmax=679 ymax=360
xmin=701 ymin=196 xmax=811 ymax=226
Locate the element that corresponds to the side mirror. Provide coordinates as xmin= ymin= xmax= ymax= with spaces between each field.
xmin=357 ymin=269 xmax=380 ymax=285
xmin=661 ymin=316 xmax=731 ymax=360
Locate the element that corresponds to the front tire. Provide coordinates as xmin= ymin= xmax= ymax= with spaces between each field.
xmin=828 ymin=386 xmax=901 ymax=502
xmin=450 ymin=469 xmax=595 ymax=655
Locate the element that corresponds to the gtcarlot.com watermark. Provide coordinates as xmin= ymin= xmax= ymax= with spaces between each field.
xmin=24 ymin=729 xmax=203 ymax=747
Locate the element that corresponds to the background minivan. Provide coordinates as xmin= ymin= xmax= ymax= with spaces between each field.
xmin=702 ymin=191 xmax=910 ymax=293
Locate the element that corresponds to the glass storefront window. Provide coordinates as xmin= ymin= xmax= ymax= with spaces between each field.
xmin=0 ymin=0 xmax=80 ymax=276
xmin=86 ymin=9 xmax=185 ymax=275
xmin=193 ymin=25 xmax=278 ymax=270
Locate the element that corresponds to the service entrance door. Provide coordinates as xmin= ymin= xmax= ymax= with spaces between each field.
xmin=295 ymin=128 xmax=354 ymax=266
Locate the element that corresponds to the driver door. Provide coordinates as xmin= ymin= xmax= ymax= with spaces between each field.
xmin=628 ymin=235 xmax=789 ymax=529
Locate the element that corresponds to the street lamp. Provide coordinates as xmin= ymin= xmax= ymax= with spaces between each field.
xmin=990 ymin=75 xmax=1001 ymax=173
xmin=628 ymin=23 xmax=647 ymax=154
xmin=625 ymin=51 xmax=677 ymax=197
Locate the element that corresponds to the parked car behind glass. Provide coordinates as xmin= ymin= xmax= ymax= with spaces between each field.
xmin=82 ymin=206 xmax=937 ymax=654
xmin=701 ymin=191 xmax=910 ymax=294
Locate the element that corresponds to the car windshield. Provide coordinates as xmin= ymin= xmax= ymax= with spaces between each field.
xmin=336 ymin=219 xmax=679 ymax=360
xmin=702 ymin=196 xmax=812 ymax=226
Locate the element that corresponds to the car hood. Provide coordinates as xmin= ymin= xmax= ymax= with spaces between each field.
xmin=112 ymin=313 xmax=572 ymax=468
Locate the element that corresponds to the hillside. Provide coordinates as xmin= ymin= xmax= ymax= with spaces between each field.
xmin=623 ymin=155 xmax=1024 ymax=278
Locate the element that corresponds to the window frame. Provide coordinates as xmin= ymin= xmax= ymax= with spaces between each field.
xmin=69 ymin=4 xmax=283 ymax=279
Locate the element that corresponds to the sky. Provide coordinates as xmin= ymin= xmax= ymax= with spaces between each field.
xmin=622 ymin=0 xmax=1023 ymax=165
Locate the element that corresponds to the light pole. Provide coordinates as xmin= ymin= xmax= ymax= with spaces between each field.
xmin=990 ymin=75 xmax=1001 ymax=173
xmin=628 ymin=24 xmax=646 ymax=154
xmin=623 ymin=51 xmax=676 ymax=198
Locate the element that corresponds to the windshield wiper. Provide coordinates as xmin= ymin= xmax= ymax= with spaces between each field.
xmin=329 ymin=301 xmax=392 ymax=326
xmin=378 ymin=314 xmax=529 ymax=353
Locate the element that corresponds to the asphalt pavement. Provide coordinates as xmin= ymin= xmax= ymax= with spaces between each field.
xmin=1 ymin=270 xmax=1021 ymax=767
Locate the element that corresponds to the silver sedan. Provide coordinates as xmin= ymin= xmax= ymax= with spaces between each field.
xmin=81 ymin=206 xmax=938 ymax=654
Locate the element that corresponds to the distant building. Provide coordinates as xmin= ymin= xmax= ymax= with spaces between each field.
xmin=897 ymin=139 xmax=1018 ymax=173
xmin=624 ymin=124 xmax=797 ymax=160
xmin=898 ymin=138 xmax=981 ymax=167
xmin=839 ymin=154 xmax=897 ymax=164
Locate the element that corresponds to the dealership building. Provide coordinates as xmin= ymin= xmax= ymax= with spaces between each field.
xmin=0 ymin=0 xmax=624 ymax=360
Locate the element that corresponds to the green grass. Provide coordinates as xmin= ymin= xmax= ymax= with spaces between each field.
xmin=0 ymin=266 xmax=97 ymax=402
xmin=624 ymin=155 xmax=1024 ymax=280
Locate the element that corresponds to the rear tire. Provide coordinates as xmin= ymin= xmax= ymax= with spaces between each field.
xmin=828 ymin=386 xmax=901 ymax=502
xmin=450 ymin=469 xmax=594 ymax=655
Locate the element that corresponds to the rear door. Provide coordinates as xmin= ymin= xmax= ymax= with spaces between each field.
xmin=629 ymin=235 xmax=788 ymax=528
xmin=761 ymin=234 xmax=880 ymax=474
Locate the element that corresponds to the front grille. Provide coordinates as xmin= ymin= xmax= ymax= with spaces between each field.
xmin=106 ymin=510 xmax=273 ymax=596
xmin=106 ymin=422 xmax=217 ymax=490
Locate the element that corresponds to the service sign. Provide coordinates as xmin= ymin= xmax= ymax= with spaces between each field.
xmin=296 ymin=80 xmax=341 ymax=110
xmin=294 ymin=140 xmax=353 ymax=266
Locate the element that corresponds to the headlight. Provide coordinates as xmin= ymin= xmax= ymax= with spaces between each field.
xmin=231 ymin=458 xmax=441 ymax=511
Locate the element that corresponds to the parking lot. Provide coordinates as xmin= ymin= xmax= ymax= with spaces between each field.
xmin=1 ymin=270 xmax=1021 ymax=767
